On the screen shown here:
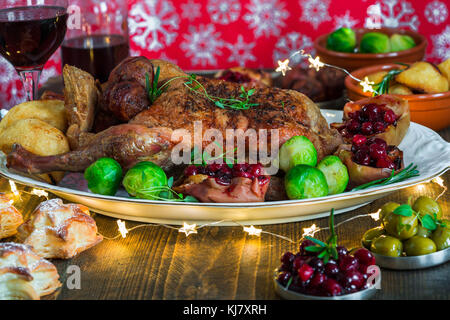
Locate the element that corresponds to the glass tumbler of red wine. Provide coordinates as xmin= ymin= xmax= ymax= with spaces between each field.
xmin=0 ymin=0 xmax=68 ymax=101
xmin=62 ymin=0 xmax=129 ymax=83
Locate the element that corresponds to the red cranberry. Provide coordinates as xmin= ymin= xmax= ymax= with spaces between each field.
xmin=370 ymin=138 xmax=388 ymax=149
xmin=336 ymin=246 xmax=349 ymax=256
xmin=308 ymin=257 xmax=324 ymax=271
xmin=325 ymin=262 xmax=340 ymax=278
xmin=346 ymin=119 xmax=361 ymax=133
xmin=298 ymin=264 xmax=315 ymax=282
xmin=363 ymin=104 xmax=382 ymax=122
xmin=277 ymin=271 xmax=292 ymax=286
xmin=354 ymin=150 xmax=371 ymax=166
xmin=234 ymin=171 xmax=252 ymax=179
xmin=369 ymin=142 xmax=387 ymax=160
xmin=233 ymin=163 xmax=249 ymax=173
xmin=310 ymin=273 xmax=327 ymax=287
xmin=185 ymin=165 xmax=199 ymax=176
xmin=281 ymin=252 xmax=295 ymax=265
xmin=376 ymin=157 xmax=395 ymax=169
xmin=299 ymin=240 xmax=316 ymax=256
xmin=249 ymin=164 xmax=263 ymax=177
xmin=353 ymin=248 xmax=376 ymax=266
xmin=383 ymin=109 xmax=397 ymax=124
xmin=373 ymin=121 xmax=386 ymax=133
xmin=341 ymin=270 xmax=365 ymax=291
xmin=361 ymin=122 xmax=374 ymax=135
xmin=352 ymin=134 xmax=367 ymax=147
xmin=324 ymin=278 xmax=342 ymax=296
xmin=207 ymin=163 xmax=223 ymax=172
xmin=339 ymin=255 xmax=359 ymax=272
xmin=293 ymin=256 xmax=308 ymax=270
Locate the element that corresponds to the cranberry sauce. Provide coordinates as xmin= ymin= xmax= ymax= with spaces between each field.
xmin=218 ymin=70 xmax=252 ymax=83
xmin=351 ymin=135 xmax=401 ymax=170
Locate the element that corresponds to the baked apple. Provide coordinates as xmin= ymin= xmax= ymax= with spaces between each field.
xmin=174 ymin=163 xmax=270 ymax=203
xmin=331 ymin=95 xmax=410 ymax=146
xmin=336 ymin=135 xmax=404 ymax=188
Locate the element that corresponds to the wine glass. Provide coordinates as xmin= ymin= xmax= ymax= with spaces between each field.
xmin=0 ymin=0 xmax=68 ymax=101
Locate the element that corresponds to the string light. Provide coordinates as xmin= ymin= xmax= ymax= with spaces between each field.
xmin=302 ymin=224 xmax=321 ymax=238
xmin=276 ymin=49 xmax=375 ymax=93
xmin=243 ymin=225 xmax=262 ymax=237
xmin=30 ymin=189 xmax=48 ymax=198
xmin=432 ymin=176 xmax=447 ymax=201
xmin=178 ymin=222 xmax=198 ymax=237
xmin=368 ymin=209 xmax=381 ymax=222
xmin=117 ymin=220 xmax=128 ymax=238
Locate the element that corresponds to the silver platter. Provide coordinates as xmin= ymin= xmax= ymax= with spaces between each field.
xmin=372 ymin=247 xmax=450 ymax=270
xmin=273 ymin=270 xmax=381 ymax=300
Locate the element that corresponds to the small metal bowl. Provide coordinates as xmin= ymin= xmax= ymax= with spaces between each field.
xmin=372 ymin=247 xmax=450 ymax=270
xmin=273 ymin=270 xmax=381 ymax=300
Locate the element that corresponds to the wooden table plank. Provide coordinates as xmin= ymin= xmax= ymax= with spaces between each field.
xmin=1 ymin=128 xmax=449 ymax=300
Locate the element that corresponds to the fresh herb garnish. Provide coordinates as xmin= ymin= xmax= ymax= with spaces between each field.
xmin=305 ymin=209 xmax=338 ymax=264
xmin=134 ymin=177 xmax=198 ymax=202
xmin=145 ymin=65 xmax=164 ymax=104
xmin=190 ymin=142 xmax=237 ymax=168
xmin=391 ymin=204 xmax=444 ymax=232
xmin=371 ymin=68 xmax=404 ymax=96
xmin=351 ymin=163 xmax=420 ymax=191
xmin=184 ymin=74 xmax=259 ymax=110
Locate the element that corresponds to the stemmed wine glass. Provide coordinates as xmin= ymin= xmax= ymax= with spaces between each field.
xmin=0 ymin=0 xmax=68 ymax=101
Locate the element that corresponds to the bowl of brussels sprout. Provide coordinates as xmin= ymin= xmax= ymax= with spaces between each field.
xmin=314 ymin=27 xmax=427 ymax=72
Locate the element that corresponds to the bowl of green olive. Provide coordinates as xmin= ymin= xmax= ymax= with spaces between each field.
xmin=361 ymin=196 xmax=450 ymax=270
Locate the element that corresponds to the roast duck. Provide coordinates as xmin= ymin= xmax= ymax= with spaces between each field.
xmin=7 ymin=57 xmax=345 ymax=202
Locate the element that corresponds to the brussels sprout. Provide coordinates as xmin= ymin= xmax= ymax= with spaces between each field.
xmin=316 ymin=155 xmax=349 ymax=195
xmin=279 ymin=136 xmax=318 ymax=173
xmin=390 ymin=34 xmax=415 ymax=52
xmin=84 ymin=158 xmax=123 ymax=196
xmin=360 ymin=32 xmax=391 ymax=53
xmin=123 ymin=161 xmax=168 ymax=199
xmin=285 ymin=165 xmax=328 ymax=200
xmin=326 ymin=27 xmax=356 ymax=53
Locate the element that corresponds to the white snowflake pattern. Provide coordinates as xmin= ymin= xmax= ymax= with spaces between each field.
xmin=432 ymin=25 xmax=450 ymax=60
xmin=334 ymin=10 xmax=359 ymax=29
xmin=243 ymin=0 xmax=289 ymax=38
xmin=180 ymin=25 xmax=225 ymax=67
xmin=226 ymin=35 xmax=256 ymax=66
xmin=207 ymin=0 xmax=241 ymax=24
xmin=128 ymin=0 xmax=180 ymax=51
xmin=425 ymin=1 xmax=448 ymax=25
xmin=273 ymin=32 xmax=314 ymax=67
xmin=181 ymin=0 xmax=201 ymax=21
xmin=299 ymin=0 xmax=331 ymax=30
xmin=365 ymin=0 xmax=419 ymax=30
xmin=0 ymin=57 xmax=25 ymax=109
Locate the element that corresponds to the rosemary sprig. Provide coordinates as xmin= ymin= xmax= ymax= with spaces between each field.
xmin=351 ymin=163 xmax=420 ymax=191
xmin=184 ymin=74 xmax=259 ymax=110
xmin=372 ymin=68 xmax=403 ymax=96
xmin=304 ymin=209 xmax=338 ymax=264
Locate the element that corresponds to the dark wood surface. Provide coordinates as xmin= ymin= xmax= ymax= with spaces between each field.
xmin=1 ymin=129 xmax=449 ymax=300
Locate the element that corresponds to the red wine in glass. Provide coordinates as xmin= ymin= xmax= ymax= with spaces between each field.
xmin=0 ymin=3 xmax=68 ymax=101
xmin=62 ymin=34 xmax=129 ymax=83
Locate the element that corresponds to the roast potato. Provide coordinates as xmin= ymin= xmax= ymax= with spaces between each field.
xmin=389 ymin=84 xmax=413 ymax=95
xmin=438 ymin=58 xmax=450 ymax=85
xmin=0 ymin=119 xmax=70 ymax=184
xmin=367 ymin=71 xmax=389 ymax=84
xmin=395 ymin=62 xmax=449 ymax=93
xmin=0 ymin=100 xmax=67 ymax=135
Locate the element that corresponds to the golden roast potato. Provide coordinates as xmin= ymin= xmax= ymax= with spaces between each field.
xmin=367 ymin=71 xmax=389 ymax=84
xmin=396 ymin=62 xmax=449 ymax=93
xmin=438 ymin=58 xmax=450 ymax=85
xmin=0 ymin=100 xmax=67 ymax=135
xmin=0 ymin=119 xmax=70 ymax=184
xmin=388 ymin=84 xmax=413 ymax=95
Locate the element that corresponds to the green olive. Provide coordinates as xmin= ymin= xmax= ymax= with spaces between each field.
xmin=416 ymin=225 xmax=432 ymax=238
xmin=379 ymin=202 xmax=400 ymax=220
xmin=362 ymin=226 xmax=385 ymax=249
xmin=404 ymin=236 xmax=437 ymax=256
xmin=412 ymin=196 xmax=443 ymax=220
xmin=431 ymin=224 xmax=450 ymax=251
xmin=370 ymin=235 xmax=403 ymax=257
xmin=383 ymin=212 xmax=418 ymax=240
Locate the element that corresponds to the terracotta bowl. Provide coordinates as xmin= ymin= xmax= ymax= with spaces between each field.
xmin=314 ymin=28 xmax=427 ymax=72
xmin=345 ymin=64 xmax=450 ymax=131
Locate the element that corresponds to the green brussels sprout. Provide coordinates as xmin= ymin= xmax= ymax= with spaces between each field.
xmin=360 ymin=32 xmax=391 ymax=53
xmin=316 ymin=155 xmax=349 ymax=195
xmin=390 ymin=34 xmax=415 ymax=52
xmin=326 ymin=27 xmax=356 ymax=53
xmin=285 ymin=165 xmax=328 ymax=200
xmin=123 ymin=161 xmax=168 ymax=199
xmin=84 ymin=158 xmax=123 ymax=196
xmin=279 ymin=136 xmax=318 ymax=173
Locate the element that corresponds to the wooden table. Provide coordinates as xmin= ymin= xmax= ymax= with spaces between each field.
xmin=1 ymin=129 xmax=448 ymax=300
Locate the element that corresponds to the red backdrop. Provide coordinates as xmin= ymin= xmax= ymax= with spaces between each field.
xmin=1 ymin=0 xmax=449 ymax=109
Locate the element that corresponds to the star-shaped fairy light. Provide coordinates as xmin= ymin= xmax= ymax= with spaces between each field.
xmin=179 ymin=222 xmax=198 ymax=237
xmin=243 ymin=225 xmax=262 ymax=237
xmin=368 ymin=209 xmax=381 ymax=222
xmin=117 ymin=220 xmax=129 ymax=238
xmin=307 ymin=55 xmax=324 ymax=71
xmin=360 ymin=77 xmax=376 ymax=93
xmin=275 ymin=59 xmax=292 ymax=76
xmin=302 ymin=224 xmax=320 ymax=238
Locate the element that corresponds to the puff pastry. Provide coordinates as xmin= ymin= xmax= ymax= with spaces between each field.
xmin=0 ymin=242 xmax=60 ymax=298
xmin=0 ymin=194 xmax=23 ymax=239
xmin=18 ymin=199 xmax=103 ymax=259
